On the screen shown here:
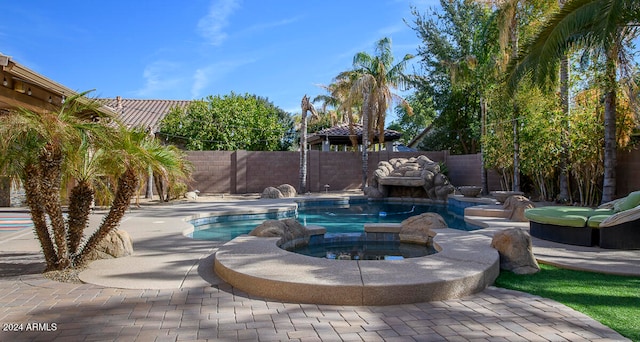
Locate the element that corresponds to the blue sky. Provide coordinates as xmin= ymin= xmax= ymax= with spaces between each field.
xmin=1 ymin=0 xmax=439 ymax=120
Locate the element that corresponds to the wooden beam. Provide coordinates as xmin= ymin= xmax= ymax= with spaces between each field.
xmin=0 ymin=84 xmax=59 ymax=113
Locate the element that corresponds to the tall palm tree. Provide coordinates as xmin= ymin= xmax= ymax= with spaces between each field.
xmin=313 ymin=74 xmax=361 ymax=128
xmin=507 ymin=0 xmax=640 ymax=203
xmin=299 ymin=95 xmax=317 ymax=194
xmin=557 ymin=0 xmax=571 ymax=203
xmin=349 ymin=37 xmax=414 ymax=188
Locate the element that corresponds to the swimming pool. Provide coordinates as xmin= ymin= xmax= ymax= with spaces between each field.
xmin=189 ymin=199 xmax=480 ymax=241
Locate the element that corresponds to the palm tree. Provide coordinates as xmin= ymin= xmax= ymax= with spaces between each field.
xmin=0 ymin=93 xmax=116 ymax=270
xmin=557 ymin=0 xmax=571 ymax=203
xmin=0 ymin=94 xmax=192 ymax=270
xmin=74 ymin=126 xmax=191 ymax=266
xmin=507 ymin=0 xmax=640 ymax=203
xmin=313 ymin=75 xmax=360 ymax=127
xmin=349 ymin=37 xmax=414 ymax=188
xmin=299 ymin=95 xmax=317 ymax=194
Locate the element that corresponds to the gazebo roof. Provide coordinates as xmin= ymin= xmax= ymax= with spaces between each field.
xmin=308 ymin=123 xmax=402 ymax=146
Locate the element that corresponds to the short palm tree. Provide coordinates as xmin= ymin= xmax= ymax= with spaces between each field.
xmin=0 ymin=93 xmax=116 ymax=269
xmin=0 ymin=94 xmax=192 ymax=270
xmin=507 ymin=0 xmax=640 ymax=203
xmin=349 ymin=37 xmax=414 ymax=188
xmin=74 ymin=126 xmax=191 ymax=266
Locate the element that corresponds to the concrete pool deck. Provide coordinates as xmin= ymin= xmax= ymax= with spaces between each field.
xmin=0 ymin=193 xmax=637 ymax=341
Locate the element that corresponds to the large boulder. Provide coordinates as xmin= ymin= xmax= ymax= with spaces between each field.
xmin=435 ymin=184 xmax=456 ymax=201
xmin=277 ymin=184 xmax=297 ymax=198
xmin=503 ymin=195 xmax=535 ymax=222
xmin=491 ymin=228 xmax=540 ymax=275
xmin=369 ymin=155 xmax=455 ymax=201
xmin=86 ymin=230 xmax=134 ymax=261
xmin=184 ymin=190 xmax=200 ymax=200
xmin=399 ymin=213 xmax=447 ymax=245
xmin=363 ymin=186 xmax=385 ymax=198
xmin=249 ymin=219 xmax=309 ymax=248
xmin=260 ymin=186 xmax=283 ymax=199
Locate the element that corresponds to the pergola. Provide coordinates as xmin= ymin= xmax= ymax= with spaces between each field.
xmin=307 ymin=123 xmax=402 ymax=151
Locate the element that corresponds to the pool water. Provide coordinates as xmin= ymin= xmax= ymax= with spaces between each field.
xmin=190 ymin=200 xmax=479 ymax=242
xmin=291 ymin=240 xmax=438 ymax=260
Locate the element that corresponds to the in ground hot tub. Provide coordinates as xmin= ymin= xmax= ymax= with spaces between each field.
xmin=287 ymin=232 xmax=437 ymax=260
xmin=214 ymin=223 xmax=500 ymax=305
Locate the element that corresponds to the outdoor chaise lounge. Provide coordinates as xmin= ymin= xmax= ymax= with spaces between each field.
xmin=524 ymin=191 xmax=640 ymax=249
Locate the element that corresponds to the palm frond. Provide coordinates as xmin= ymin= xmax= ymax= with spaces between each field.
xmin=507 ymin=0 xmax=639 ymax=92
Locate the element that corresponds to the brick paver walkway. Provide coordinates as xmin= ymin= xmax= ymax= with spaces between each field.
xmin=0 ymin=270 xmax=627 ymax=341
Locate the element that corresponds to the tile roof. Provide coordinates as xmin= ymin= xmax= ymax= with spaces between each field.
xmin=309 ymin=123 xmax=402 ymax=145
xmin=101 ymin=98 xmax=191 ymax=132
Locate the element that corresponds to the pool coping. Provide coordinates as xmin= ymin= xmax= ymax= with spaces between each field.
xmin=214 ymin=228 xmax=499 ymax=305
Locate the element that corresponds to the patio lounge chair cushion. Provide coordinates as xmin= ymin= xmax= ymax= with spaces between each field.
xmin=613 ymin=190 xmax=640 ymax=212
xmin=587 ymin=215 xmax=611 ymax=228
xmin=600 ymin=204 xmax=640 ymax=227
xmin=599 ymin=206 xmax=640 ymax=249
xmin=524 ymin=207 xmax=612 ymax=228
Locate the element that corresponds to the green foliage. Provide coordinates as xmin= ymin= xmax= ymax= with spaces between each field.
xmin=306 ymin=113 xmax=334 ymax=135
xmin=168 ymin=181 xmax=188 ymax=201
xmin=409 ymin=0 xmax=497 ymax=154
xmin=159 ymin=92 xmax=294 ymax=151
xmin=350 ymin=37 xmax=415 ymax=144
xmin=515 ymin=84 xmax=563 ymax=200
xmin=570 ymin=89 xmax=607 ymax=205
xmin=389 ymin=92 xmax=436 ymax=145
xmin=495 ymin=264 xmax=640 ymax=341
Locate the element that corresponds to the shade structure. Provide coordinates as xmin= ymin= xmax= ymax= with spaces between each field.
xmin=308 ymin=123 xmax=402 ymax=148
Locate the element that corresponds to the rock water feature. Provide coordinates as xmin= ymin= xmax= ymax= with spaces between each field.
xmin=364 ymin=156 xmax=455 ymax=200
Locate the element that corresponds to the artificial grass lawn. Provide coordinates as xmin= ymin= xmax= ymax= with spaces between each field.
xmin=494 ymin=263 xmax=640 ymax=341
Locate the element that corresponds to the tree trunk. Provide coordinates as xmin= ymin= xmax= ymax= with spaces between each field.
xmin=480 ymin=97 xmax=488 ymax=195
xmin=512 ymin=108 xmax=520 ymax=192
xmin=22 ymin=164 xmax=58 ymax=270
xmin=361 ymin=92 xmax=370 ymax=190
xmin=67 ymin=181 xmax=94 ymax=255
xmin=154 ymin=174 xmax=166 ymax=202
xmin=510 ymin=13 xmax=521 ymax=193
xmin=601 ymin=47 xmax=618 ymax=203
xmin=0 ymin=176 xmax=10 ymax=207
xmin=557 ymin=0 xmax=570 ymax=203
xmin=145 ymin=168 xmax=154 ymax=199
xmin=299 ymin=109 xmax=308 ymax=194
xmin=39 ymin=145 xmax=70 ymax=269
xmin=75 ymin=167 xmax=138 ymax=267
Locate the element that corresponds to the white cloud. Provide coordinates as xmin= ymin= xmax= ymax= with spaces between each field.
xmin=134 ymin=61 xmax=184 ymax=97
xmin=237 ymin=16 xmax=301 ymax=36
xmin=378 ymin=23 xmax=406 ymax=37
xmin=197 ymin=0 xmax=241 ymax=46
